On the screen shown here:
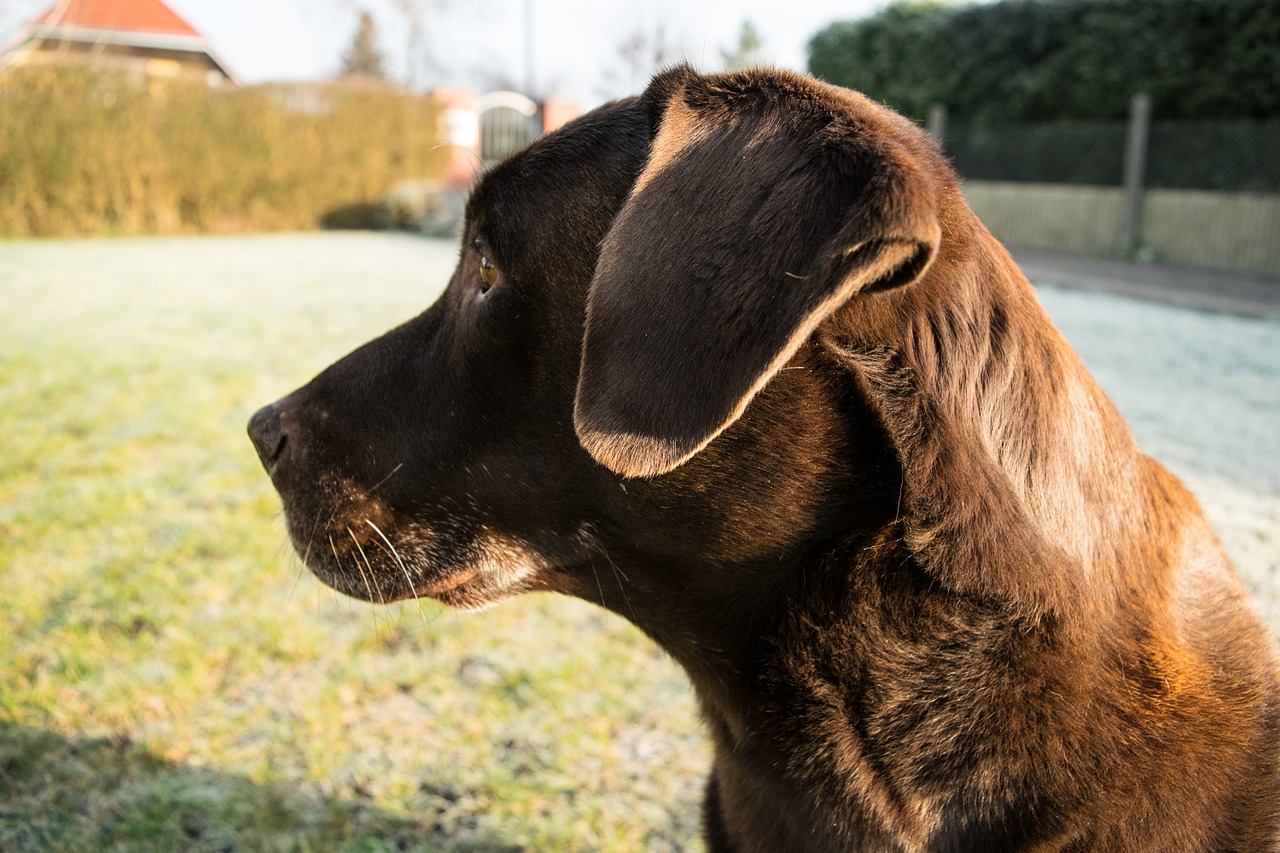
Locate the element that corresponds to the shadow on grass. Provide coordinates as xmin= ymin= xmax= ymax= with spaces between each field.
xmin=0 ymin=724 xmax=524 ymax=853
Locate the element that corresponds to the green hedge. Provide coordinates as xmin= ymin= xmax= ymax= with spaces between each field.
xmin=808 ymin=0 xmax=1280 ymax=123
xmin=0 ymin=67 xmax=447 ymax=237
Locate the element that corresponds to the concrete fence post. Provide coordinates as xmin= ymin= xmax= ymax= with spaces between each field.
xmin=1117 ymin=92 xmax=1152 ymax=256
xmin=926 ymin=102 xmax=948 ymax=143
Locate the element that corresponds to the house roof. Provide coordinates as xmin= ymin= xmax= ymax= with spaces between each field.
xmin=3 ymin=0 xmax=239 ymax=83
xmin=34 ymin=0 xmax=200 ymax=37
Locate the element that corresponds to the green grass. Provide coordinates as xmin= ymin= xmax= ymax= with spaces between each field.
xmin=0 ymin=234 xmax=707 ymax=852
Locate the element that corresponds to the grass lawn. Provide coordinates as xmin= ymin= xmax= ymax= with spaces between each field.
xmin=0 ymin=233 xmax=707 ymax=852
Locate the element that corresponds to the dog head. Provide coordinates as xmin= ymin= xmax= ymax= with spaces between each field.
xmin=248 ymin=66 xmax=945 ymax=612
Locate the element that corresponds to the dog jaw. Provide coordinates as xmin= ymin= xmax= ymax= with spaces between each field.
xmin=281 ymin=474 xmax=547 ymax=610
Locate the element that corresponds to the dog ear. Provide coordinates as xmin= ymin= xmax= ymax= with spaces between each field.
xmin=574 ymin=66 xmax=941 ymax=478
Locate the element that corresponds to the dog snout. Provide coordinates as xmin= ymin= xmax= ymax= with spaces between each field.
xmin=247 ymin=403 xmax=288 ymax=474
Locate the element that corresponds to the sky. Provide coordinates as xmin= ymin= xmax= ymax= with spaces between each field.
xmin=0 ymin=0 xmax=888 ymax=105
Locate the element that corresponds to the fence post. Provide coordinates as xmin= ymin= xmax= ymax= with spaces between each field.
xmin=1117 ymin=92 xmax=1152 ymax=256
xmin=926 ymin=102 xmax=947 ymax=143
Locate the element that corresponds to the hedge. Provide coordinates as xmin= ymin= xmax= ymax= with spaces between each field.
xmin=0 ymin=67 xmax=447 ymax=237
xmin=807 ymin=0 xmax=1280 ymax=124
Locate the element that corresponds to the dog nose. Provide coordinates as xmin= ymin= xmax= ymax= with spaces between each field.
xmin=247 ymin=403 xmax=288 ymax=473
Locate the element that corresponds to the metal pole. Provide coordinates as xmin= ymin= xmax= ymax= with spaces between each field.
xmin=1117 ymin=92 xmax=1152 ymax=257
xmin=926 ymin=102 xmax=947 ymax=145
xmin=524 ymin=0 xmax=534 ymax=97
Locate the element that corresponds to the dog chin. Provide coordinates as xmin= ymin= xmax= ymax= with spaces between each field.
xmin=289 ymin=512 xmax=545 ymax=611
xmin=425 ymin=547 xmax=546 ymax=611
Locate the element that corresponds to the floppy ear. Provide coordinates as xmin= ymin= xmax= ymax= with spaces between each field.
xmin=574 ymin=66 xmax=941 ymax=478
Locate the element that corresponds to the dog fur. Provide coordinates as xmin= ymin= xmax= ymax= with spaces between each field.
xmin=248 ymin=66 xmax=1280 ymax=851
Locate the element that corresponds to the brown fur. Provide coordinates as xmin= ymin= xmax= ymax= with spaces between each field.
xmin=248 ymin=66 xmax=1280 ymax=851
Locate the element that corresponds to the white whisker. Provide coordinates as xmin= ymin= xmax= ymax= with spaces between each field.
xmin=301 ymin=506 xmax=325 ymax=567
xmin=347 ymin=526 xmax=386 ymax=605
xmin=367 ymin=518 xmax=426 ymax=622
xmin=369 ymin=462 xmax=405 ymax=494
xmin=588 ymin=558 xmax=607 ymax=609
xmin=603 ymin=550 xmax=637 ymax=623
xmin=286 ymin=557 xmax=306 ymax=605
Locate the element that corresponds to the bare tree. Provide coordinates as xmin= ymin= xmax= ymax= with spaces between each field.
xmin=720 ymin=20 xmax=765 ymax=71
xmin=387 ymin=0 xmax=483 ymax=89
xmin=387 ymin=0 xmax=429 ymax=88
xmin=601 ymin=21 xmax=687 ymax=100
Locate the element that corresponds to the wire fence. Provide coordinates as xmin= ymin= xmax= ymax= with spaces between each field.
xmin=946 ymin=121 xmax=1127 ymax=186
xmin=946 ymin=119 xmax=1280 ymax=192
xmin=933 ymin=103 xmax=1280 ymax=277
xmin=1146 ymin=121 xmax=1280 ymax=193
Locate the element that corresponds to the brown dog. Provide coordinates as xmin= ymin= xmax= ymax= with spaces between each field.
xmin=248 ymin=66 xmax=1280 ymax=851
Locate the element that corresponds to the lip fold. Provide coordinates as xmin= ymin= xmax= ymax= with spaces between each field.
xmin=419 ymin=567 xmax=481 ymax=597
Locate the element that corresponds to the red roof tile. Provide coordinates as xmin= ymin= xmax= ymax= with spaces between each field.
xmin=34 ymin=0 xmax=201 ymax=37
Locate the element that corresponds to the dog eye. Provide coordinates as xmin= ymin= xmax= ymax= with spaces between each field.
xmin=479 ymin=256 xmax=498 ymax=292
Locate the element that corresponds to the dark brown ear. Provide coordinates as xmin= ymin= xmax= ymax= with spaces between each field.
xmin=574 ymin=66 xmax=941 ymax=478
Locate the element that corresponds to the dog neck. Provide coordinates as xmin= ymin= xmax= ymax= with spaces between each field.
xmin=826 ymin=231 xmax=1156 ymax=626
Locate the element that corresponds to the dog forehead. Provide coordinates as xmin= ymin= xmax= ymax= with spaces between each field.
xmin=464 ymin=98 xmax=648 ymax=249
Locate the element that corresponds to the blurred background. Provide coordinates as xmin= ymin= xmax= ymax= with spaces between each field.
xmin=0 ymin=0 xmax=886 ymax=236
xmin=1 ymin=0 xmax=1276 ymax=272
xmin=1 ymin=1 xmax=1277 ymax=851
